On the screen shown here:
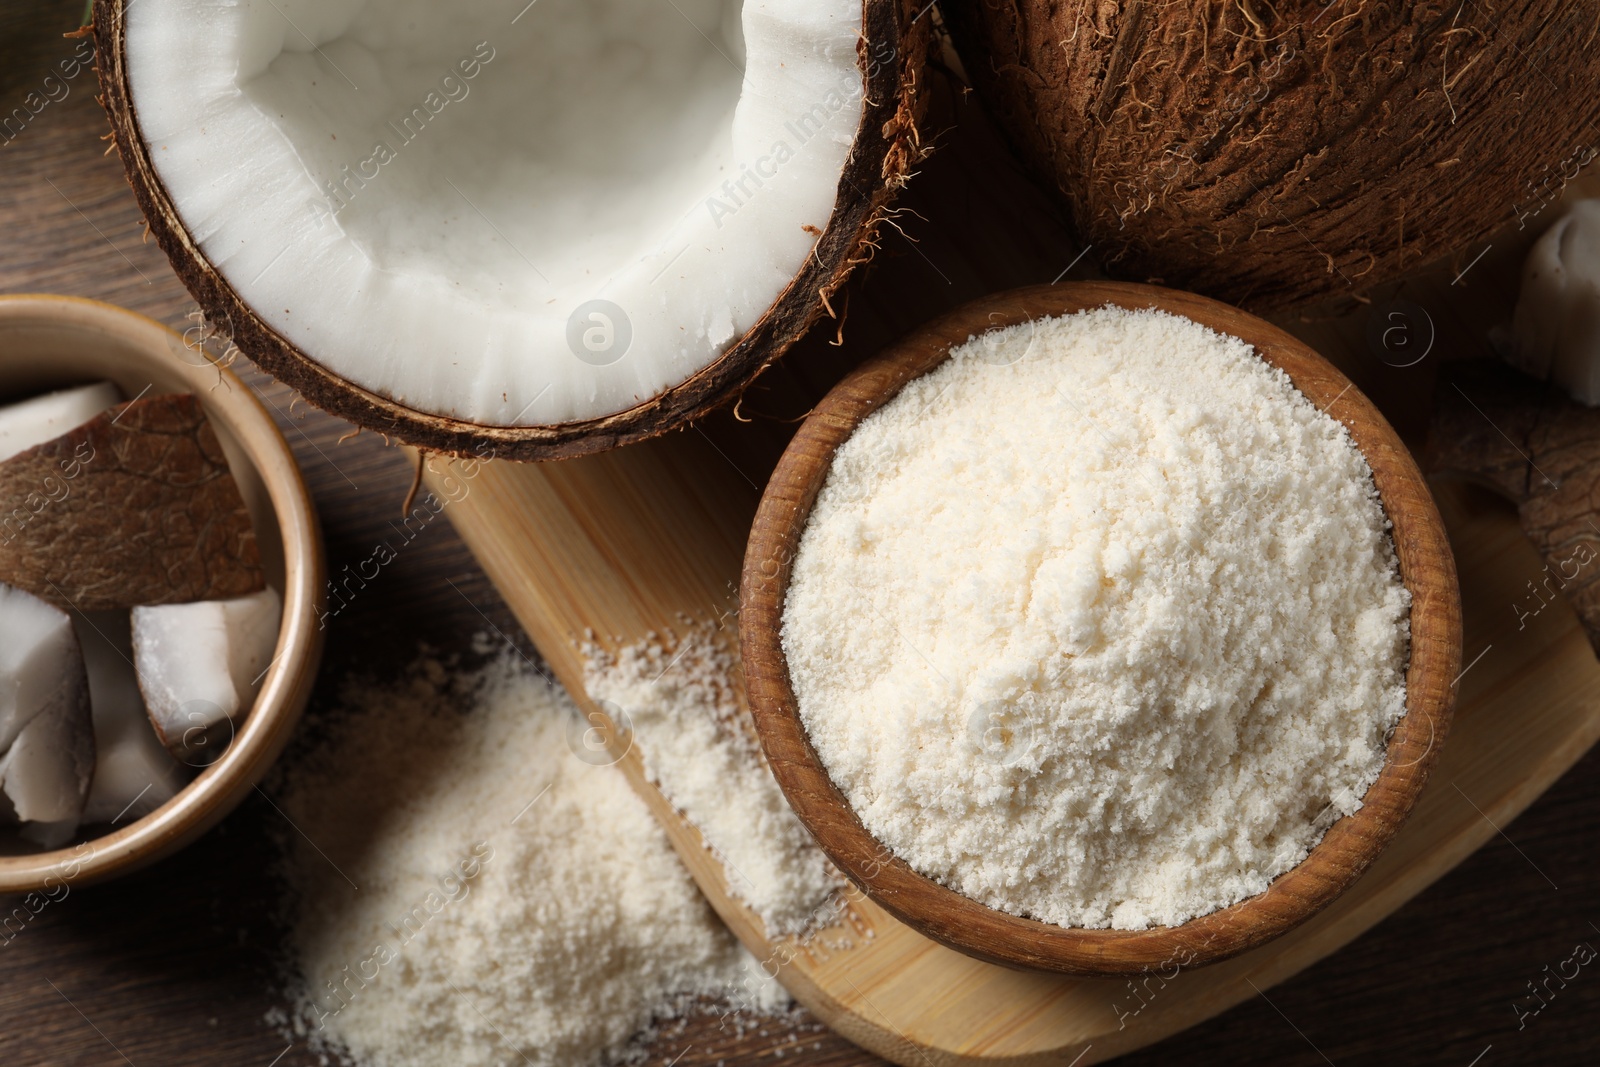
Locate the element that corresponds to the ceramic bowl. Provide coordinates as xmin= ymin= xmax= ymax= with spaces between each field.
xmin=0 ymin=295 xmax=324 ymax=892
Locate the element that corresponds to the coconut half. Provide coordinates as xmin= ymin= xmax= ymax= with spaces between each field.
xmin=95 ymin=0 xmax=928 ymax=458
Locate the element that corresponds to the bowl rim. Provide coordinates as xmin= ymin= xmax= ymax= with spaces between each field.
xmin=739 ymin=281 xmax=1463 ymax=976
xmin=0 ymin=293 xmax=325 ymax=893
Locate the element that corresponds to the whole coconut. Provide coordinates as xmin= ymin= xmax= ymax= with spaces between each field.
xmin=945 ymin=0 xmax=1600 ymax=309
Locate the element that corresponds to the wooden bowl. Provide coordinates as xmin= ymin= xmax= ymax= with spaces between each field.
xmin=0 ymin=295 xmax=324 ymax=892
xmin=740 ymin=282 xmax=1462 ymax=976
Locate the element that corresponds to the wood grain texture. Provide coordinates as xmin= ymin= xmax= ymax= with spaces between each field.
xmin=1 ymin=5 xmax=1598 ymax=1064
xmin=739 ymin=281 xmax=1462 ymax=976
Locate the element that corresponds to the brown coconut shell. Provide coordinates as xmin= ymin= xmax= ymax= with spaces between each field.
xmin=944 ymin=0 xmax=1600 ymax=311
xmin=91 ymin=0 xmax=931 ymax=460
xmin=0 ymin=393 xmax=264 ymax=611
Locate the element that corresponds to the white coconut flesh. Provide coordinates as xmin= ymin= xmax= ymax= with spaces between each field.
xmin=0 ymin=382 xmax=122 ymax=462
xmin=126 ymin=0 xmax=864 ymax=426
xmin=74 ymin=611 xmax=184 ymax=826
xmin=0 ymin=585 xmax=94 ymax=838
xmin=0 ymin=584 xmax=88 ymax=754
xmin=1511 ymin=199 xmax=1600 ymax=405
xmin=132 ymin=586 xmax=282 ymax=751
xmin=0 ymin=685 xmax=95 ymax=834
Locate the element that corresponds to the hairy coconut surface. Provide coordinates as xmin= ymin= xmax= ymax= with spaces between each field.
xmin=93 ymin=0 xmax=929 ymax=459
xmin=945 ymin=0 xmax=1600 ymax=310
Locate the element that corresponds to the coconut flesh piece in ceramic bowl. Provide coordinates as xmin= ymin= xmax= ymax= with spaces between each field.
xmin=99 ymin=0 xmax=926 ymax=457
xmin=0 ymin=584 xmax=93 ymax=848
xmin=75 ymin=610 xmax=186 ymax=826
xmin=132 ymin=587 xmax=282 ymax=757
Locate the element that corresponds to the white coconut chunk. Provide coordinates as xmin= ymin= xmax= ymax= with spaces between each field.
xmin=131 ymin=587 xmax=282 ymax=754
xmin=0 ymin=382 xmax=122 ymax=462
xmin=74 ymin=611 xmax=186 ymax=826
xmin=0 ymin=651 xmax=94 ymax=828
xmin=125 ymin=0 xmax=861 ymax=426
xmin=1511 ymin=199 xmax=1600 ymax=405
xmin=0 ymin=585 xmax=95 ymax=836
xmin=0 ymin=583 xmax=86 ymax=753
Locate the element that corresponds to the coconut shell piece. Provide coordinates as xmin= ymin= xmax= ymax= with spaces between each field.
xmin=1428 ymin=361 xmax=1600 ymax=651
xmin=0 ymin=393 xmax=264 ymax=611
xmin=944 ymin=0 xmax=1600 ymax=311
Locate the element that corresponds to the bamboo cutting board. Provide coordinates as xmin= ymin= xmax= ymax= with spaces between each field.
xmin=421 ymin=90 xmax=1600 ymax=1064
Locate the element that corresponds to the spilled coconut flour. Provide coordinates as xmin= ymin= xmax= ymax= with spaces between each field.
xmin=582 ymin=626 xmax=843 ymax=938
xmin=783 ymin=306 xmax=1412 ymax=931
xmin=272 ymin=648 xmax=788 ymax=1067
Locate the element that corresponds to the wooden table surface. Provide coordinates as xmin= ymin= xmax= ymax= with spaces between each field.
xmin=1 ymin=4 xmax=1597 ymax=1064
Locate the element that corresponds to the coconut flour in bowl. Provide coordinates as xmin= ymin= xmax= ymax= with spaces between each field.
xmin=781 ymin=306 xmax=1411 ymax=931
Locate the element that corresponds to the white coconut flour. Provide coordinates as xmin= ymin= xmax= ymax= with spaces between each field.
xmin=782 ymin=306 xmax=1411 ymax=930
xmin=273 ymin=649 xmax=784 ymax=1067
xmin=584 ymin=627 xmax=843 ymax=937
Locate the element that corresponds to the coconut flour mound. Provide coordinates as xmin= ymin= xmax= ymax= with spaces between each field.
xmin=783 ymin=306 xmax=1411 ymax=931
xmin=583 ymin=626 xmax=843 ymax=938
xmin=273 ymin=650 xmax=781 ymax=1067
